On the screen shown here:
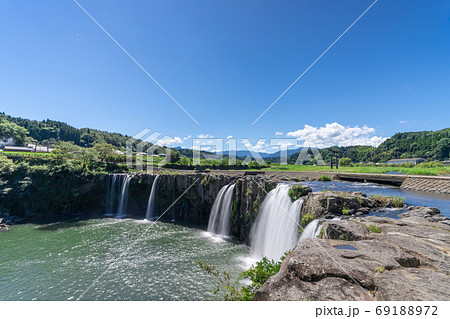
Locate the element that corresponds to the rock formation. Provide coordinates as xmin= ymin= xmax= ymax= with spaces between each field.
xmin=254 ymin=205 xmax=450 ymax=301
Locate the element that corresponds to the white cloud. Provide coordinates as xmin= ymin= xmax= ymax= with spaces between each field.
xmin=183 ymin=135 xmax=192 ymax=140
xmin=156 ymin=136 xmax=183 ymax=146
xmin=271 ymin=140 xmax=297 ymax=149
xmin=286 ymin=122 xmax=387 ymax=148
xmin=227 ymin=135 xmax=233 ymax=139
xmin=197 ymin=134 xmax=214 ymax=138
xmin=399 ymin=120 xmax=407 ymax=124
xmin=275 ymin=131 xmax=284 ymax=136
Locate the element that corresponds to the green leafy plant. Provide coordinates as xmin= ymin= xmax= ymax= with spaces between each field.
xmin=362 ymin=223 xmax=382 ymax=233
xmin=375 ymin=266 xmax=386 ymax=273
xmin=318 ymin=175 xmax=331 ymax=181
xmin=342 ymin=202 xmax=350 ymax=215
xmin=197 ymin=253 xmax=288 ymax=301
xmin=301 ymin=213 xmax=314 ymax=228
xmin=288 ymin=185 xmax=311 ymax=202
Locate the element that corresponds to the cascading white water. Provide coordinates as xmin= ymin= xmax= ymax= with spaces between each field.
xmin=207 ymin=184 xmax=235 ymax=236
xmin=145 ymin=175 xmax=160 ymax=221
xmin=106 ymin=174 xmax=120 ymax=216
xmin=299 ymin=219 xmax=324 ymax=241
xmin=250 ymin=184 xmax=303 ymax=261
xmin=116 ymin=175 xmax=132 ymax=218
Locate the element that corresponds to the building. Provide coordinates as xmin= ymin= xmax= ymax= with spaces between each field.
xmin=2 ymin=145 xmax=54 ymax=153
xmin=3 ymin=146 xmax=33 ymax=152
xmin=386 ymin=158 xmax=426 ymax=166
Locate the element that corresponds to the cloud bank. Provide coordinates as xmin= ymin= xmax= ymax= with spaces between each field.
xmin=286 ymin=122 xmax=387 ymax=148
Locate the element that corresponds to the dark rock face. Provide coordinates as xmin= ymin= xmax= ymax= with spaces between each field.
xmin=254 ymin=212 xmax=450 ymax=301
xmin=127 ymin=173 xmax=276 ymax=242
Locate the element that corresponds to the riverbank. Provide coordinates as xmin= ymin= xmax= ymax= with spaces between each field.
xmin=209 ymin=170 xmax=450 ymax=195
xmin=260 ymin=164 xmax=450 ymax=176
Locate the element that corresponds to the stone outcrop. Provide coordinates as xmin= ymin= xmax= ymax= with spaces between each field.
xmin=254 ymin=207 xmax=450 ymax=301
xmin=301 ymin=191 xmax=376 ymax=219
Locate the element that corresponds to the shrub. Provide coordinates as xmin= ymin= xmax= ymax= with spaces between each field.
xmin=318 ymin=175 xmax=331 ymax=181
xmin=416 ymin=161 xmax=444 ymax=168
xmin=339 ymin=157 xmax=352 ymax=167
xmin=301 ymin=213 xmax=314 ymax=228
xmin=197 ymin=253 xmax=288 ymax=301
xmin=370 ymin=194 xmax=405 ymax=208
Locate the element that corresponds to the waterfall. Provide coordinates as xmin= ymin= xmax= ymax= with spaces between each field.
xmin=207 ymin=184 xmax=235 ymax=236
xmin=299 ymin=219 xmax=324 ymax=241
xmin=145 ymin=175 xmax=160 ymax=221
xmin=250 ymin=184 xmax=303 ymax=261
xmin=116 ymin=175 xmax=132 ymax=218
xmin=106 ymin=174 xmax=119 ymax=216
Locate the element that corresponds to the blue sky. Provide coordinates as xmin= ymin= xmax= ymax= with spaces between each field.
xmin=0 ymin=0 xmax=449 ymax=152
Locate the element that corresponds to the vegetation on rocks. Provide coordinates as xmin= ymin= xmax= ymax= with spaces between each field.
xmin=318 ymin=174 xmax=331 ymax=181
xmin=362 ymin=223 xmax=382 ymax=233
xmin=301 ymin=213 xmax=314 ymax=228
xmin=370 ymin=194 xmax=405 ymax=208
xmin=288 ymin=185 xmax=312 ymax=202
xmin=197 ymin=253 xmax=287 ymax=301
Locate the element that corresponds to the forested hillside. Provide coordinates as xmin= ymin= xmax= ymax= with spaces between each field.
xmin=372 ymin=129 xmax=450 ymax=162
xmin=287 ymin=129 xmax=450 ymax=164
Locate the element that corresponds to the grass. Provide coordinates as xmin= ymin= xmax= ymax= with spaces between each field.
xmin=2 ymin=151 xmax=54 ymax=157
xmin=375 ymin=266 xmax=386 ymax=273
xmin=318 ymin=174 xmax=331 ymax=181
xmin=260 ymin=164 xmax=450 ymax=176
xmin=362 ymin=223 xmax=382 ymax=233
xmin=370 ymin=194 xmax=405 ymax=208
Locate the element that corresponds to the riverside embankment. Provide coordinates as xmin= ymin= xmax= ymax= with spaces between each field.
xmin=209 ymin=170 xmax=450 ymax=195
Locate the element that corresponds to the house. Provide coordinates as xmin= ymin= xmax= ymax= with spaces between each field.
xmin=386 ymin=158 xmax=426 ymax=166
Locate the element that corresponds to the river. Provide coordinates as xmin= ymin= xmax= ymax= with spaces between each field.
xmin=0 ymin=219 xmax=248 ymax=301
xmin=1 ymin=180 xmax=449 ymax=300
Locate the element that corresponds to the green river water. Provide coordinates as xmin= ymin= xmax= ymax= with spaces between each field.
xmin=0 ymin=219 xmax=249 ymax=301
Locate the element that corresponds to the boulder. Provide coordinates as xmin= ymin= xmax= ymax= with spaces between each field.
xmin=322 ymin=220 xmax=370 ymax=241
xmin=301 ymin=191 xmax=374 ymax=219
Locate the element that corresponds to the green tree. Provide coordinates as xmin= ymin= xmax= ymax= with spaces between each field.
xmin=339 ymin=157 xmax=352 ymax=167
xmin=0 ymin=119 xmax=29 ymax=145
xmin=168 ymin=150 xmax=181 ymax=163
xmin=93 ymin=143 xmax=115 ymax=162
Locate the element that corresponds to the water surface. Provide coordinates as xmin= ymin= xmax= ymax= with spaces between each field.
xmin=300 ymin=181 xmax=450 ymax=218
xmin=0 ymin=219 xmax=248 ymax=301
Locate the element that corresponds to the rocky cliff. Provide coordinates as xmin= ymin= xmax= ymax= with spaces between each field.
xmin=127 ymin=173 xmax=276 ymax=242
